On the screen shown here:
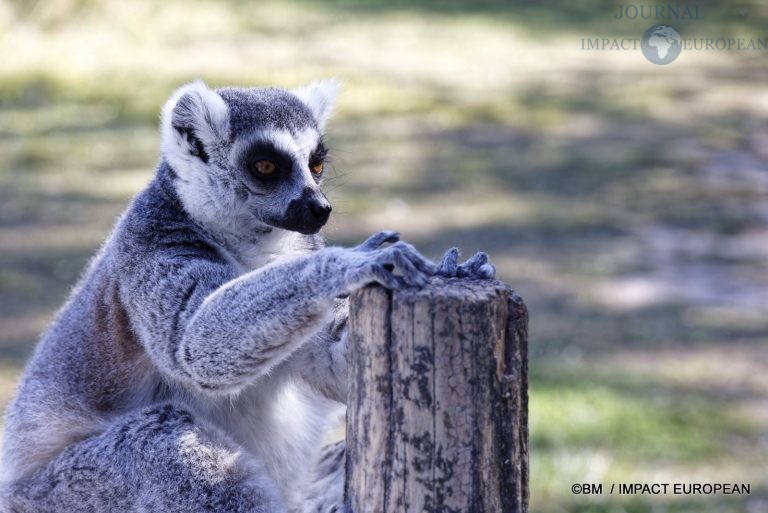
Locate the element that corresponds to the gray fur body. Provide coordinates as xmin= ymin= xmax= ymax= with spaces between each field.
xmin=2 ymin=162 xmax=342 ymax=512
xmin=1 ymin=80 xmax=494 ymax=513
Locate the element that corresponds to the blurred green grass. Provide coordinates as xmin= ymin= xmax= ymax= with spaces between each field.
xmin=1 ymin=1 xmax=767 ymax=511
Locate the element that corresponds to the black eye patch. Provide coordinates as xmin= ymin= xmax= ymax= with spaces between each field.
xmin=239 ymin=141 xmax=294 ymax=180
xmin=309 ymin=143 xmax=328 ymax=167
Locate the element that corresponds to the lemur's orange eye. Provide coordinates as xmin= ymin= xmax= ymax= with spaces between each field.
xmin=253 ymin=160 xmax=277 ymax=175
xmin=310 ymin=163 xmax=324 ymax=174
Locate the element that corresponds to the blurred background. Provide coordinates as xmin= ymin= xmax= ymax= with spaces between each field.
xmin=0 ymin=1 xmax=767 ymax=511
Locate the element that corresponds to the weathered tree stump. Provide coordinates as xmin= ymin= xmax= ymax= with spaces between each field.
xmin=345 ymin=278 xmax=528 ymax=513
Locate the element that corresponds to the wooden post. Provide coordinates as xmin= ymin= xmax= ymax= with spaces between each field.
xmin=345 ymin=278 xmax=528 ymax=513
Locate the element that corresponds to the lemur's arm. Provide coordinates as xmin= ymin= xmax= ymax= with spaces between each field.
xmin=123 ymin=231 xmax=434 ymax=394
xmin=281 ymin=248 xmax=499 ymax=405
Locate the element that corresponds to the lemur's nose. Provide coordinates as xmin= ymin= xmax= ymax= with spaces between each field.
xmin=309 ymin=195 xmax=332 ymax=223
xmin=283 ymin=188 xmax=332 ymax=234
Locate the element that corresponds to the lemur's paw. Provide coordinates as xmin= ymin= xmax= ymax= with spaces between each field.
xmin=437 ymin=247 xmax=496 ymax=280
xmin=339 ymin=231 xmax=438 ymax=293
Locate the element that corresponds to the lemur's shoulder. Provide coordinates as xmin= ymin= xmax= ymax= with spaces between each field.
xmin=114 ymin=162 xmax=226 ymax=264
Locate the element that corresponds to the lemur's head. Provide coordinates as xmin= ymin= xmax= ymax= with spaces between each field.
xmin=161 ymin=80 xmax=339 ymax=236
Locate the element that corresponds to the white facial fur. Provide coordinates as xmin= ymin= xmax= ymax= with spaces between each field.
xmin=158 ymin=80 xmax=338 ymax=266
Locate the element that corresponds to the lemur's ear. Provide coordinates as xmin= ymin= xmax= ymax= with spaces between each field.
xmin=291 ymin=78 xmax=340 ymax=130
xmin=161 ymin=80 xmax=229 ymax=165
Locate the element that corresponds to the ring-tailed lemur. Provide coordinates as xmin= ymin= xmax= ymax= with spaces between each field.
xmin=0 ymin=80 xmax=495 ymax=513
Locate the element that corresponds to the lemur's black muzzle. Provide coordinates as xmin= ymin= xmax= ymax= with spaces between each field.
xmin=282 ymin=187 xmax=332 ymax=234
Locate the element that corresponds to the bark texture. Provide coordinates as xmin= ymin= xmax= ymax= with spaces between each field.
xmin=345 ymin=278 xmax=528 ymax=513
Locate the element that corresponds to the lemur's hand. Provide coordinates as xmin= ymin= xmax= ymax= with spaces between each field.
xmin=436 ymin=247 xmax=496 ymax=279
xmin=327 ymin=231 xmax=438 ymax=297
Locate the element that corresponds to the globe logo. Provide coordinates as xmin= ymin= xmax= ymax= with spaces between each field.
xmin=641 ymin=25 xmax=682 ymax=64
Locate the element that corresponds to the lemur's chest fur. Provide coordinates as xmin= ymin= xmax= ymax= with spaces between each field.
xmin=216 ymin=228 xmax=315 ymax=273
xmin=180 ymin=227 xmax=331 ymax=507
xmin=189 ymin=378 xmax=332 ymax=509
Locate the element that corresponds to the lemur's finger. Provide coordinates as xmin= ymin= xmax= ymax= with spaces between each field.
xmin=390 ymin=241 xmax=438 ymax=275
xmin=438 ymin=247 xmax=460 ymax=276
xmin=346 ymin=264 xmax=400 ymax=291
xmin=457 ymin=252 xmax=488 ymax=277
xmin=477 ymin=262 xmax=496 ymax=279
xmin=368 ymin=264 xmax=406 ymax=290
xmin=467 ymin=252 xmax=489 ymax=270
xmin=375 ymin=245 xmax=430 ymax=287
xmin=391 ymin=250 xmax=430 ymax=287
xmin=358 ymin=231 xmax=400 ymax=251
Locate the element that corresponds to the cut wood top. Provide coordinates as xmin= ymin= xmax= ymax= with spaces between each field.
xmin=385 ymin=277 xmax=514 ymax=302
